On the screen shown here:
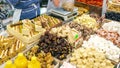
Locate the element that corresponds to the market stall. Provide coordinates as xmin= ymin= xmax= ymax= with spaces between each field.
xmin=0 ymin=0 xmax=120 ymax=68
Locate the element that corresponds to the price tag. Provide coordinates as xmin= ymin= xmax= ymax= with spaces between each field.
xmin=74 ymin=34 xmax=79 ymax=40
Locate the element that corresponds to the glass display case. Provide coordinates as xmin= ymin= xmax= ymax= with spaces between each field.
xmin=75 ymin=0 xmax=103 ymax=16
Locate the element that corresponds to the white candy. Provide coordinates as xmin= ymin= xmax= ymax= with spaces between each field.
xmin=102 ymin=21 xmax=120 ymax=35
xmin=82 ymin=35 xmax=120 ymax=62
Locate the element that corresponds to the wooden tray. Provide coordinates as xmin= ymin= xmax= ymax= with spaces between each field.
xmin=7 ymin=24 xmax=45 ymax=45
xmin=33 ymin=15 xmax=62 ymax=30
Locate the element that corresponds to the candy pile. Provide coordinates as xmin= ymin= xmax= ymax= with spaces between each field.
xmin=25 ymin=45 xmax=54 ymax=68
xmin=82 ymin=35 xmax=120 ymax=62
xmin=50 ymin=25 xmax=82 ymax=44
xmin=102 ymin=21 xmax=120 ymax=35
xmin=69 ymin=22 xmax=95 ymax=40
xmin=69 ymin=47 xmax=114 ymax=68
xmin=74 ymin=14 xmax=99 ymax=30
xmin=38 ymin=32 xmax=73 ymax=60
xmin=97 ymin=29 xmax=120 ymax=47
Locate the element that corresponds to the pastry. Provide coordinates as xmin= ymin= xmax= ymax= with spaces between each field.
xmin=0 ymin=37 xmax=25 ymax=64
xmin=33 ymin=14 xmax=61 ymax=30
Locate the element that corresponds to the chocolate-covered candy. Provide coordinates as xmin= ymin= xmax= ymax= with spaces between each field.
xmin=38 ymin=32 xmax=72 ymax=60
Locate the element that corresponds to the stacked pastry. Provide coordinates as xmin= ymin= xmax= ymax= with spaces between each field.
xmin=82 ymin=35 xmax=120 ymax=62
xmin=33 ymin=14 xmax=61 ymax=30
xmin=25 ymin=45 xmax=54 ymax=68
xmin=50 ymin=25 xmax=83 ymax=45
xmin=11 ymin=19 xmax=46 ymax=38
xmin=0 ymin=35 xmax=14 ymax=51
xmin=69 ymin=47 xmax=114 ymax=68
xmin=0 ymin=36 xmax=25 ymax=64
xmin=7 ymin=19 xmax=46 ymax=44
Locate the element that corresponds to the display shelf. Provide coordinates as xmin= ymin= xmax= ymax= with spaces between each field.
xmin=105 ymin=0 xmax=120 ymax=21
xmin=75 ymin=1 xmax=102 ymax=16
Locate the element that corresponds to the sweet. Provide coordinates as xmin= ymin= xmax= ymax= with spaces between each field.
xmin=0 ymin=35 xmax=14 ymax=51
xmin=102 ymin=21 xmax=120 ymax=35
xmin=50 ymin=25 xmax=82 ymax=44
xmin=69 ymin=47 xmax=114 ymax=68
xmin=97 ymin=29 xmax=120 ymax=47
xmin=38 ymin=32 xmax=73 ymax=60
xmin=74 ymin=14 xmax=99 ymax=30
xmin=69 ymin=22 xmax=95 ymax=40
xmin=25 ymin=45 xmax=54 ymax=68
xmin=33 ymin=14 xmax=62 ymax=30
xmin=11 ymin=19 xmax=45 ymax=37
xmin=0 ymin=36 xmax=25 ymax=64
xmin=82 ymin=35 xmax=120 ymax=62
xmin=7 ymin=19 xmax=46 ymax=44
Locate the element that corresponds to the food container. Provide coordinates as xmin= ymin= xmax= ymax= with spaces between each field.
xmin=7 ymin=23 xmax=46 ymax=45
xmin=24 ymin=45 xmax=60 ymax=68
xmin=0 ymin=39 xmax=26 ymax=65
xmin=33 ymin=14 xmax=62 ymax=30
